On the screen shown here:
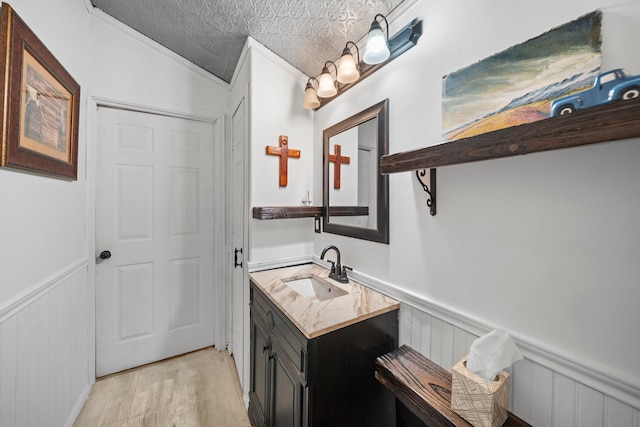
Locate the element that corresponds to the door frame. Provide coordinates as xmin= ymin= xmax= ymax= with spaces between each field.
xmin=86 ymin=97 xmax=226 ymax=382
xmin=227 ymin=89 xmax=251 ymax=400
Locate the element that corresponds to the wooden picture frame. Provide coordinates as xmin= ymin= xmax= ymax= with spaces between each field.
xmin=0 ymin=3 xmax=80 ymax=179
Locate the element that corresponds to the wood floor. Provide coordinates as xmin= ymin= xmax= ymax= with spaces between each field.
xmin=74 ymin=347 xmax=251 ymax=427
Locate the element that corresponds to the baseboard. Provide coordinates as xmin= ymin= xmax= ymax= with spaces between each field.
xmin=64 ymin=384 xmax=92 ymax=427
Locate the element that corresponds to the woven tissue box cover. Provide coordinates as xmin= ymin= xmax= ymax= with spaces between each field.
xmin=451 ymin=356 xmax=509 ymax=427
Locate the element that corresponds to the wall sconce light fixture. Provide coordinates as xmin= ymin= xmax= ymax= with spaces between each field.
xmin=337 ymin=41 xmax=360 ymax=84
xmin=317 ymin=61 xmax=338 ymax=98
xmin=363 ymin=14 xmax=390 ymax=65
xmin=302 ymin=15 xmax=422 ymax=110
xmin=302 ymin=77 xmax=320 ymax=109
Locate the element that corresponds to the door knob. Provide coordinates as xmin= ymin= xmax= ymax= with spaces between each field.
xmin=99 ymin=250 xmax=111 ymax=260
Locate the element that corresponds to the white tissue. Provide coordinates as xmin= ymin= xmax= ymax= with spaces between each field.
xmin=466 ymin=329 xmax=523 ymax=381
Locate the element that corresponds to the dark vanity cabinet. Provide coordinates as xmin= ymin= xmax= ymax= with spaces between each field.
xmin=250 ymin=305 xmax=303 ymax=427
xmin=248 ymin=281 xmax=399 ymax=427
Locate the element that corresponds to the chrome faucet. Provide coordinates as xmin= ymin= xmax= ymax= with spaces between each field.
xmin=320 ymin=245 xmax=351 ymax=283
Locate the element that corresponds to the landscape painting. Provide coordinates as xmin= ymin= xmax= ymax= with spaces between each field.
xmin=442 ymin=11 xmax=602 ymax=141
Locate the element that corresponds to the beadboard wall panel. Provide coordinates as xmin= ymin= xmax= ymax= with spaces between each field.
xmin=0 ymin=263 xmax=90 ymax=427
xmin=399 ymin=303 xmax=640 ymax=427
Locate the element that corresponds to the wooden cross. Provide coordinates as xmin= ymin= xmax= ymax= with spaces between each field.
xmin=329 ymin=144 xmax=350 ymax=189
xmin=266 ymin=135 xmax=300 ymax=187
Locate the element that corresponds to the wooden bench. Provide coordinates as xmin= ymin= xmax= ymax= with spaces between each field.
xmin=375 ymin=345 xmax=531 ymax=427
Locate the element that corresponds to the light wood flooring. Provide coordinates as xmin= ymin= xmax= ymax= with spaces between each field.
xmin=74 ymin=347 xmax=251 ymax=427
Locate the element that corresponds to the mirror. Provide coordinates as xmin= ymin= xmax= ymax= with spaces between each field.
xmin=323 ymin=99 xmax=389 ymax=243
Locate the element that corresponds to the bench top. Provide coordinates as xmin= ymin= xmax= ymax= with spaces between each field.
xmin=375 ymin=345 xmax=531 ymax=427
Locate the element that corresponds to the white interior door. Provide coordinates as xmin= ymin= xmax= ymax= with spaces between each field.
xmin=95 ymin=107 xmax=216 ymax=377
xmin=231 ymin=99 xmax=246 ymax=386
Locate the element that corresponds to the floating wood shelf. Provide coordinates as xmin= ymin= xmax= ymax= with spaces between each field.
xmin=252 ymin=206 xmax=368 ymax=220
xmin=252 ymin=206 xmax=322 ymax=220
xmin=381 ymin=98 xmax=640 ymax=174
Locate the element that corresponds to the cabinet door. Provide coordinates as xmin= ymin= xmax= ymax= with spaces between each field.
xmin=249 ymin=316 xmax=271 ymax=427
xmin=271 ymin=340 xmax=304 ymax=427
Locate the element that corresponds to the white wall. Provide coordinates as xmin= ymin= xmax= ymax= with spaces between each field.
xmin=0 ymin=1 xmax=230 ymax=425
xmin=247 ymin=42 xmax=315 ymax=266
xmin=89 ymin=9 xmax=228 ymax=118
xmin=0 ymin=0 xmax=91 ymax=424
xmin=309 ymin=0 xmax=640 ymax=422
xmin=0 ymin=0 xmax=89 ymax=305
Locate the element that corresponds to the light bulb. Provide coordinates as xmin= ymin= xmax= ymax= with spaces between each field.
xmin=317 ymin=66 xmax=337 ymax=98
xmin=363 ymin=20 xmax=390 ymax=64
xmin=337 ymin=48 xmax=360 ymax=84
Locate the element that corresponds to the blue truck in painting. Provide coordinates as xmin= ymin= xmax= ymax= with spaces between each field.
xmin=550 ymin=69 xmax=640 ymax=116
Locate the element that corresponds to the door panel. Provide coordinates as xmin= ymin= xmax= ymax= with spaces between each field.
xmin=117 ymin=165 xmax=154 ymax=239
xmin=96 ymin=107 xmax=216 ymax=376
xmin=169 ymin=258 xmax=201 ymax=330
xmin=272 ymin=345 xmax=301 ymax=427
xmin=249 ymin=315 xmax=270 ymax=427
xmin=118 ymin=263 xmax=154 ymax=339
xmin=231 ymin=98 xmax=246 ymax=384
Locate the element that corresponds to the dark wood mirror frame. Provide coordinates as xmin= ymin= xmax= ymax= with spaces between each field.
xmin=323 ymin=99 xmax=389 ymax=244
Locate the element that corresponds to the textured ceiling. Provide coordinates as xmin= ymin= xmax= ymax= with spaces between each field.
xmin=91 ymin=0 xmax=405 ymax=84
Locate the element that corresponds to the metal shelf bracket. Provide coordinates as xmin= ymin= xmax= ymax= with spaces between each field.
xmin=416 ymin=168 xmax=436 ymax=216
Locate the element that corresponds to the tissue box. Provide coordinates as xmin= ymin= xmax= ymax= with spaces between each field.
xmin=451 ymin=356 xmax=509 ymax=427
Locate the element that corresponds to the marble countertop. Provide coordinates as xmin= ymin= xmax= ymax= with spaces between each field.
xmin=250 ymin=263 xmax=400 ymax=339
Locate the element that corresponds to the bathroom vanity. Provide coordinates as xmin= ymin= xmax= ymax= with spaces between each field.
xmin=248 ymin=263 xmax=400 ymax=427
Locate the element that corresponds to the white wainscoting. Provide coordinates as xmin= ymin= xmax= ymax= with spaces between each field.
xmin=0 ymin=261 xmax=91 ymax=427
xmin=313 ymin=258 xmax=640 ymax=427
xmin=400 ymin=304 xmax=640 ymax=427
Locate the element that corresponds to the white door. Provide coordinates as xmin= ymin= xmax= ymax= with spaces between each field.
xmin=95 ymin=107 xmax=216 ymax=376
xmin=231 ymin=99 xmax=246 ymax=386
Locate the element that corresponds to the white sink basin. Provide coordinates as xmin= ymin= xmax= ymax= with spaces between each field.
xmin=282 ymin=275 xmax=348 ymax=301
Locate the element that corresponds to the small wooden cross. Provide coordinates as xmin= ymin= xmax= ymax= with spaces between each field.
xmin=329 ymin=144 xmax=350 ymax=189
xmin=266 ymin=135 xmax=300 ymax=187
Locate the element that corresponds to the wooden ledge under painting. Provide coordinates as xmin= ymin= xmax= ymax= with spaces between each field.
xmin=442 ymin=10 xmax=602 ymax=141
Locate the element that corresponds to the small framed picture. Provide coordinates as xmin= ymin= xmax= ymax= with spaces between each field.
xmin=0 ymin=2 xmax=80 ymax=179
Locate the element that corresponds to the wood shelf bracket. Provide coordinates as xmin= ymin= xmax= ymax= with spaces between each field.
xmin=416 ymin=168 xmax=436 ymax=216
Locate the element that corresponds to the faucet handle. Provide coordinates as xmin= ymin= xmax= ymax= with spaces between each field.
xmin=341 ymin=265 xmax=353 ymax=281
xmin=327 ymin=260 xmax=336 ymax=274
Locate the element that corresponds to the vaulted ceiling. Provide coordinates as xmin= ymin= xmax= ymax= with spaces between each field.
xmin=91 ymin=0 xmax=406 ymax=84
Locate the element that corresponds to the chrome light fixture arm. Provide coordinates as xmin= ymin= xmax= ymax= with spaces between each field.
xmin=374 ymin=13 xmax=390 ymax=44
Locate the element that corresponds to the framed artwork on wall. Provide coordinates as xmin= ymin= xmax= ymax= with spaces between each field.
xmin=442 ymin=11 xmax=602 ymax=141
xmin=0 ymin=2 xmax=80 ymax=180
